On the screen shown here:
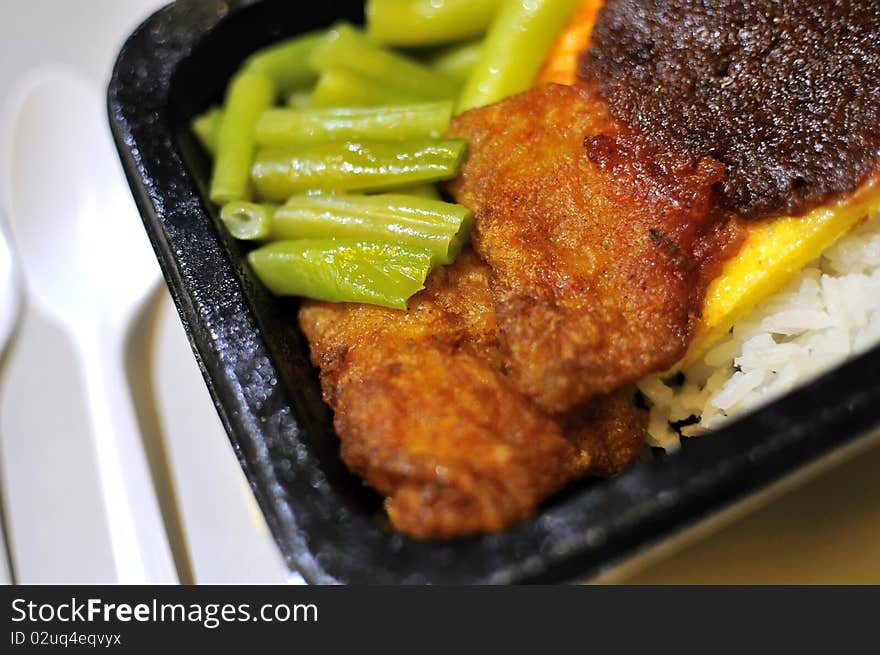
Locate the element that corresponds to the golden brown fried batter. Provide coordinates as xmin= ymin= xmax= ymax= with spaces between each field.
xmin=564 ymin=386 xmax=647 ymax=478
xmin=299 ymin=252 xmax=646 ymax=539
xmin=448 ymin=83 xmax=738 ymax=414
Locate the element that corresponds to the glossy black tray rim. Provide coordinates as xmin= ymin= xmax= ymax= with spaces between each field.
xmin=108 ymin=0 xmax=880 ymax=584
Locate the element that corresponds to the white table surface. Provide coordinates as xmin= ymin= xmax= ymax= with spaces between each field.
xmin=0 ymin=0 xmax=876 ymax=585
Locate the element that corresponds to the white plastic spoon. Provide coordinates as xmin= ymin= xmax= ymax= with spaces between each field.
xmin=8 ymin=69 xmax=176 ymax=583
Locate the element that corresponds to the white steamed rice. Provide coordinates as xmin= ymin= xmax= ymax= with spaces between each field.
xmin=640 ymin=209 xmax=880 ymax=451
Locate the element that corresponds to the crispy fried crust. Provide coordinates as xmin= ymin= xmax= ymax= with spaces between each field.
xmin=564 ymin=386 xmax=647 ymax=478
xmin=448 ymin=83 xmax=735 ymax=413
xmin=299 ymin=253 xmax=646 ymax=539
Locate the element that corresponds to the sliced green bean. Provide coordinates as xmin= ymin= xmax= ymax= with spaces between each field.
xmin=192 ymin=106 xmax=223 ymax=156
xmin=309 ymin=23 xmax=459 ymax=101
xmin=310 ymin=68 xmax=425 ymax=107
xmin=429 ymin=40 xmax=484 ymax=82
xmin=210 ymin=71 xmax=276 ymax=204
xmin=220 ymin=201 xmax=274 ymax=240
xmin=255 ymin=102 xmax=453 ymax=147
xmin=367 ymin=0 xmax=503 ymax=46
xmin=251 ymin=138 xmax=468 ymax=200
xmin=247 ymin=239 xmax=432 ymax=309
xmin=272 ymin=193 xmax=471 ymax=264
xmin=457 ymin=0 xmax=579 ymax=112
xmin=244 ymin=31 xmax=325 ymax=94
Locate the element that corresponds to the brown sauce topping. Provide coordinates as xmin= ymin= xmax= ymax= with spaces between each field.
xmin=580 ymin=0 xmax=880 ymax=219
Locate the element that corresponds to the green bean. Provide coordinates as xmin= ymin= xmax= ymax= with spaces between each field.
xmin=243 ymin=31 xmax=325 ymax=94
xmin=367 ymin=0 xmax=503 ymax=46
xmin=429 ymin=40 xmax=484 ymax=82
xmin=247 ymin=239 xmax=432 ymax=309
xmin=255 ymin=102 xmax=453 ymax=147
xmin=310 ymin=68 xmax=424 ymax=107
xmin=272 ymin=193 xmax=471 ymax=264
xmin=210 ymin=71 xmax=276 ymax=204
xmin=457 ymin=0 xmax=579 ymax=112
xmin=219 ymin=201 xmax=274 ymax=240
xmin=309 ymin=23 xmax=459 ymax=101
xmin=251 ymin=138 xmax=468 ymax=201
xmin=192 ymin=106 xmax=223 ymax=156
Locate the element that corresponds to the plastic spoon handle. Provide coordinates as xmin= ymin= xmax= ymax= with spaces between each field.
xmin=75 ymin=322 xmax=177 ymax=583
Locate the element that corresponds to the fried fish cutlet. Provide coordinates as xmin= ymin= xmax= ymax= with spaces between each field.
xmin=448 ymin=83 xmax=741 ymax=414
xmin=299 ymin=252 xmax=646 ymax=539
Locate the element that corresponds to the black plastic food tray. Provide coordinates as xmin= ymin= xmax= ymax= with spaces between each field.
xmin=108 ymin=0 xmax=880 ymax=584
